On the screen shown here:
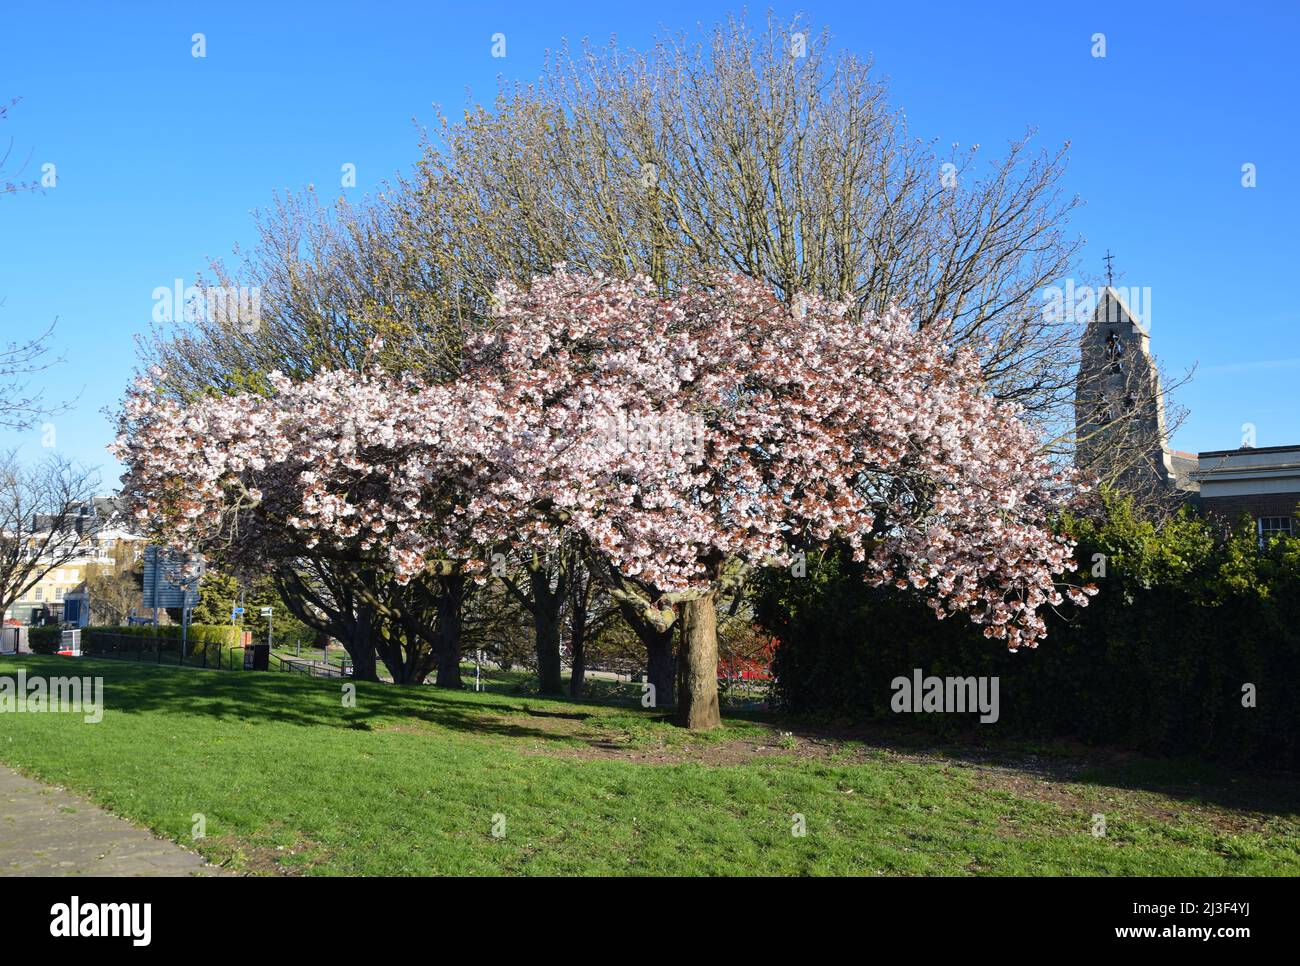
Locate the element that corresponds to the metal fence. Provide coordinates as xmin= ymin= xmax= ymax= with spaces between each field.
xmin=60 ymin=632 xmax=350 ymax=679
xmin=73 ymin=632 xmax=244 ymax=671
xmin=13 ymin=633 xmax=761 ymax=699
xmin=273 ymin=654 xmax=351 ymax=679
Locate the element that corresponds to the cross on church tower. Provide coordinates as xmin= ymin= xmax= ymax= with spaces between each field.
xmin=1103 ymin=250 xmax=1115 ymax=287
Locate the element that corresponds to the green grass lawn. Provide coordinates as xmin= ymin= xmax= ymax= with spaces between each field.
xmin=2 ymin=654 xmax=1298 ymax=875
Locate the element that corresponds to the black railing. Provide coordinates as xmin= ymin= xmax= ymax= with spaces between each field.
xmin=269 ymin=652 xmax=351 ymax=679
xmin=75 ymin=632 xmax=246 ymax=671
xmin=70 ymin=633 xmax=337 ymax=677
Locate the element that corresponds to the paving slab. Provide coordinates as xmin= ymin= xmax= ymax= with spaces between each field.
xmin=0 ymin=766 xmax=228 ymax=876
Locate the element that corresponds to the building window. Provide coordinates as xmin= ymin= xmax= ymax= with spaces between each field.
xmin=34 ymin=588 xmax=43 ymax=601
xmin=1258 ymin=516 xmax=1294 ymax=545
xmin=55 ymin=588 xmax=64 ymax=602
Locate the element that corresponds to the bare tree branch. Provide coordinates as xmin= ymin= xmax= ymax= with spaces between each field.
xmin=0 ymin=451 xmax=101 ymax=618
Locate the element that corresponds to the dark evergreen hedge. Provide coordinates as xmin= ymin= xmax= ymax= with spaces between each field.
xmin=753 ymin=497 xmax=1300 ymax=768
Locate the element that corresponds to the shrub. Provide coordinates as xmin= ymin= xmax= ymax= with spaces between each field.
xmin=753 ymin=492 xmax=1300 ymax=768
xmin=27 ymin=626 xmax=63 ymax=654
xmin=82 ymin=624 xmax=242 ymax=656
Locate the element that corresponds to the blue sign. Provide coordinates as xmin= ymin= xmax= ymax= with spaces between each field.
xmin=142 ymin=546 xmax=202 ymax=609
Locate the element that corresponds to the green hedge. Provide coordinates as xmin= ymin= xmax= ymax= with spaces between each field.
xmin=753 ymin=494 xmax=1300 ymax=768
xmin=27 ymin=626 xmax=63 ymax=654
xmin=17 ymin=625 xmax=242 ymax=656
xmin=82 ymin=624 xmax=243 ymax=655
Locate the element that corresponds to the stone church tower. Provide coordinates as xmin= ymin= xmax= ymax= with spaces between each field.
xmin=1074 ymin=286 xmax=1198 ymax=501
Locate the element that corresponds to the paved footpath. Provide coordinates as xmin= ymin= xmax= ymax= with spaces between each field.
xmin=0 ymin=766 xmax=228 ymax=876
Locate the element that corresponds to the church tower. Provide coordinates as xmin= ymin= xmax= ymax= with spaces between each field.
xmin=1074 ymin=280 xmax=1197 ymax=501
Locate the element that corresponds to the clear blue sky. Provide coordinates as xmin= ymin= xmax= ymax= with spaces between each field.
xmin=2 ymin=0 xmax=1297 ymax=489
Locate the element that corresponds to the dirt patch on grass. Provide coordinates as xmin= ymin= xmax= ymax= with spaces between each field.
xmin=204 ymin=835 xmax=290 ymax=876
xmin=537 ymin=734 xmax=808 ymax=766
xmin=511 ymin=711 xmax=1299 ymax=837
xmin=375 ymin=723 xmax=434 ymax=736
xmin=969 ymin=765 xmax=1300 ymax=839
xmin=492 ymin=707 xmax=806 ymax=765
xmin=512 ymin=710 xmax=932 ymax=766
xmin=205 ymin=830 xmax=336 ymax=876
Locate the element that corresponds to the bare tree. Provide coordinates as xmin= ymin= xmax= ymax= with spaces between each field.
xmin=83 ymin=542 xmax=144 ymax=626
xmin=151 ymin=12 xmax=1197 ymax=489
xmin=1 ymin=97 xmax=38 ymax=198
xmin=150 ymin=13 xmax=1089 ymax=428
xmin=0 ymin=320 xmax=69 ymax=431
xmin=393 ymin=13 xmax=1085 ymax=426
xmin=393 ymin=11 xmax=1187 ymax=514
xmin=144 ymin=190 xmax=458 ymax=404
xmin=2 ymin=98 xmax=71 ymax=431
xmin=0 ymin=452 xmax=100 ymax=621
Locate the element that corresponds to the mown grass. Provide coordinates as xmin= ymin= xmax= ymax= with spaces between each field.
xmin=1 ymin=655 xmax=1297 ymax=876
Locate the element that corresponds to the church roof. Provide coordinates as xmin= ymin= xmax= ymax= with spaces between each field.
xmin=1095 ymin=286 xmax=1149 ymax=337
xmin=1167 ymin=450 xmax=1201 ymax=490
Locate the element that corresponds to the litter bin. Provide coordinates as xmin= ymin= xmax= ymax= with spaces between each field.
xmin=244 ymin=643 xmax=270 ymax=671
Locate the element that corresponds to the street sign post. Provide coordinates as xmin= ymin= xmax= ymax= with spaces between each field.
xmin=142 ymin=547 xmax=201 ymax=659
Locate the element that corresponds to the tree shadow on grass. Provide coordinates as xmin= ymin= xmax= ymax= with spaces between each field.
xmin=511 ymin=707 xmax=590 ymax=721
xmin=18 ymin=655 xmax=1295 ymax=818
xmin=777 ymin=717 xmax=1300 ymax=819
xmin=1070 ymin=756 xmax=1300 ymax=819
xmin=10 ymin=655 xmax=586 ymax=745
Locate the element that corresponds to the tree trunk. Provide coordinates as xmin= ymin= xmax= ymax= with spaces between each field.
xmin=645 ymin=625 xmax=676 ymax=709
xmin=435 ymin=644 xmax=461 ymax=688
xmin=535 ymin=614 xmax=563 ymax=695
xmin=273 ymin=568 xmax=381 ymax=682
xmin=676 ymin=594 xmax=720 ymax=729
xmin=568 ymin=605 xmax=588 ymax=699
xmin=346 ymin=640 xmax=379 ymax=682
xmin=531 ymin=569 xmax=564 ymax=695
xmin=375 ymin=634 xmax=406 ymax=683
xmin=343 ymin=605 xmax=380 ymax=682
xmin=615 ymin=598 xmax=677 ymax=709
xmin=434 ymin=577 xmax=464 ymax=689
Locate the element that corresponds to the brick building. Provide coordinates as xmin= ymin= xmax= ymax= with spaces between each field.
xmin=1192 ymin=445 xmax=1300 ymax=538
